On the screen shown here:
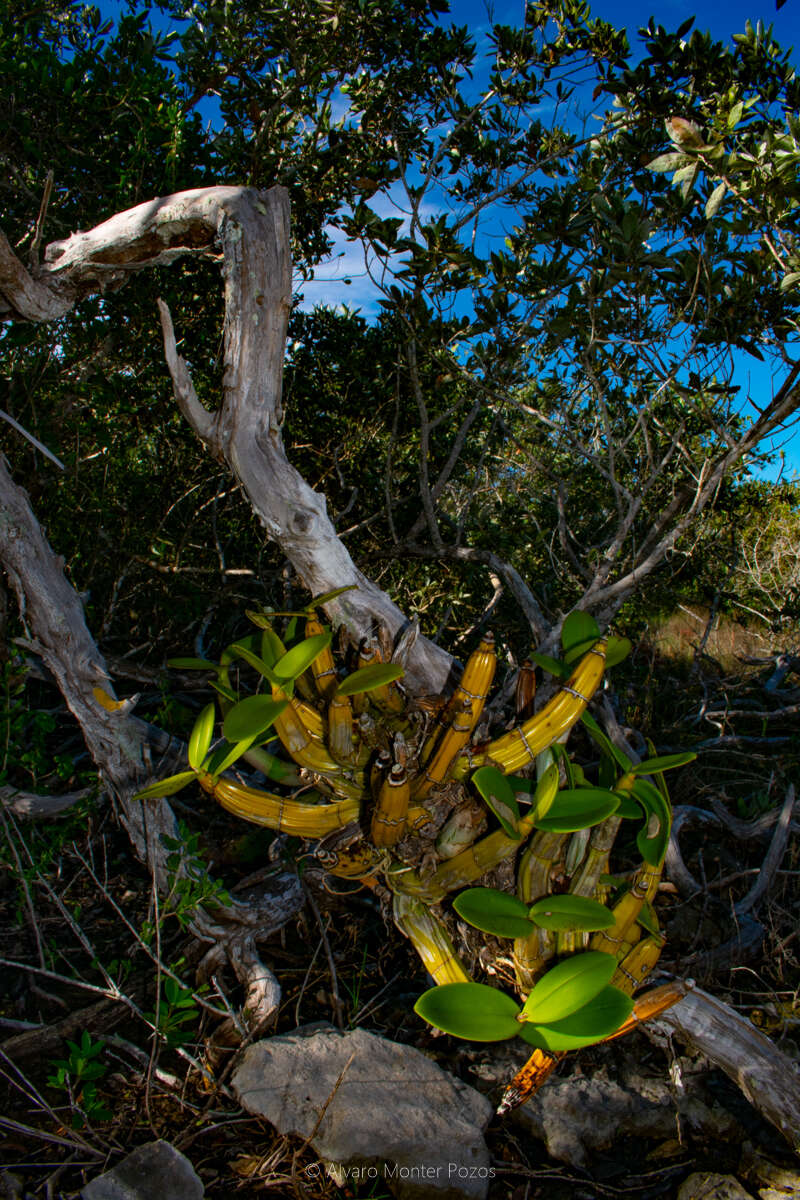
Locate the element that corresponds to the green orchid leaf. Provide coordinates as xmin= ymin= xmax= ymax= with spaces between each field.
xmin=453 ymin=887 xmax=535 ymax=938
xmin=518 ymin=985 xmax=634 ymax=1051
xmin=166 ymin=657 xmax=217 ymax=671
xmin=580 ymin=711 xmax=632 ymax=772
xmin=222 ymin=633 xmax=261 ymax=663
xmin=472 ymin=766 xmax=521 ymax=837
xmin=285 ymin=616 xmax=298 ymax=642
xmin=529 ymin=651 xmax=570 ymax=679
xmin=528 ymin=894 xmax=615 ymax=932
xmin=529 ymin=762 xmax=560 ymax=823
xmin=635 ymin=900 xmax=661 ymax=937
xmin=273 ymin=632 xmax=333 ymax=682
xmin=309 ymin=584 xmax=359 ymax=609
xmin=549 ymin=743 xmax=575 ymax=789
xmin=604 ymin=636 xmax=632 ymax=667
xmin=561 ymin=612 xmax=601 ymax=664
xmin=533 ymin=788 xmax=619 ymax=832
xmin=521 ymin=951 xmax=617 ymax=1024
xmin=206 ymin=736 xmax=258 ymax=777
xmin=336 ymin=662 xmax=405 ymax=696
xmin=631 ymin=752 xmax=697 ymax=775
xmin=222 ymin=696 xmax=288 ymax=743
xmin=414 ymin=982 xmax=522 ymax=1041
xmin=631 ymin=777 xmax=672 ymax=867
xmin=613 ymin=791 xmax=642 ymax=819
xmin=133 ymin=771 xmax=196 ymax=801
xmin=260 ymin=627 xmax=286 ymax=668
xmin=210 ymin=679 xmax=238 ymax=704
xmin=188 ymin=703 xmax=216 ymax=772
xmin=230 ymin=643 xmax=282 ymax=688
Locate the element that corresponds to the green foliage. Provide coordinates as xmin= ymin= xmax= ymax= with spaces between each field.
xmin=47 ymin=1031 xmax=112 ymax=1126
xmin=145 ymin=968 xmax=203 ymax=1048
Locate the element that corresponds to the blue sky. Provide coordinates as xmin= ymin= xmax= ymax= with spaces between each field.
xmin=99 ymin=0 xmax=800 ymax=477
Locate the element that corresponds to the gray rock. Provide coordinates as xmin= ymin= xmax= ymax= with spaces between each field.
xmin=232 ymin=1026 xmax=493 ymax=1199
xmin=677 ymin=1173 xmax=755 ymax=1200
xmin=509 ymin=1062 xmax=739 ymax=1169
xmin=81 ymin=1141 xmax=204 ymax=1200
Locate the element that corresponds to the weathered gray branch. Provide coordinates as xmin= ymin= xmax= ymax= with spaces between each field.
xmin=0 ymin=187 xmax=453 ymax=693
xmin=0 ymin=456 xmax=302 ymax=969
xmin=656 ymin=985 xmax=800 ymax=1150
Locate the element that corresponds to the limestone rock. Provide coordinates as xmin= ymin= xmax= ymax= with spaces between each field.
xmin=81 ymin=1141 xmax=204 ymax=1200
xmin=509 ymin=1061 xmax=738 ymax=1169
xmin=677 ymin=1173 xmax=754 ymax=1200
xmin=232 ymin=1025 xmax=493 ymax=1199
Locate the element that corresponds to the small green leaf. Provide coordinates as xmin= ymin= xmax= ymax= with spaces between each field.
xmin=521 ymin=951 xmax=616 ymax=1024
xmin=208 ymin=737 xmax=259 ymax=776
xmin=231 ymin=643 xmax=281 ymax=687
xmin=780 ymin=272 xmax=800 ymax=292
xmin=534 ymin=788 xmax=619 ymax=832
xmin=260 ymin=626 xmax=286 ymax=668
xmin=635 ymin=901 xmax=661 ymax=937
xmin=167 ymin=657 xmax=217 ymax=670
xmin=133 ymin=771 xmax=196 ymax=801
xmin=529 ymin=652 xmax=570 ymax=679
xmin=561 ymin=612 xmax=601 ymax=664
xmin=647 ymin=151 xmax=688 ymax=172
xmin=518 ymin=985 xmax=634 ymax=1051
xmin=604 ymin=636 xmax=632 ymax=668
xmin=472 ymin=766 xmax=521 ymax=836
xmin=580 ymin=711 xmax=632 ymax=772
xmin=630 ymin=752 xmax=696 ymax=775
xmin=274 ymin=633 xmax=333 ymax=682
xmin=414 ymin=982 xmax=521 ymax=1041
xmin=529 ymin=762 xmax=560 ymax=823
xmin=188 ymin=703 xmax=216 ymax=771
xmin=222 ymin=696 xmax=288 ymax=743
xmin=309 ymin=584 xmax=358 ymax=608
xmin=453 ymin=887 xmax=535 ymax=938
xmin=613 ymin=791 xmax=642 ymax=819
xmin=336 ymin=662 xmax=405 ymax=696
xmin=705 ymin=181 xmax=726 ymax=218
xmin=528 ymin=894 xmax=615 ymax=932
xmin=631 ymin=777 xmax=672 ymax=866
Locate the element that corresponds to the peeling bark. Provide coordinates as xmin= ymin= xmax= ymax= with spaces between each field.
xmin=0 ymin=457 xmax=301 ymax=1006
xmin=0 ymin=186 xmax=452 ymax=693
xmin=656 ymin=986 xmax=800 ymax=1151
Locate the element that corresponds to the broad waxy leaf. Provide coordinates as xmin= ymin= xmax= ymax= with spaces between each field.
xmin=528 ymin=894 xmax=615 ymax=932
xmin=529 ymin=651 xmax=570 ymax=679
xmin=222 ymin=696 xmax=288 ymax=743
xmin=260 ymin=627 xmax=286 ymax=668
xmin=604 ymin=636 xmax=632 ymax=668
xmin=613 ymin=791 xmax=642 ymax=819
xmin=230 ymin=643 xmax=281 ymax=688
xmin=561 ymin=612 xmax=601 ymax=664
xmin=529 ymin=762 xmax=560 ymax=823
xmin=518 ymin=986 xmax=634 ymax=1051
xmin=630 ymin=752 xmax=696 ymax=775
xmin=472 ymin=766 xmax=521 ymax=837
xmin=521 ymin=951 xmax=617 ymax=1024
xmin=533 ymin=788 xmax=620 ymax=832
xmin=206 ymin=736 xmax=258 ymax=778
xmin=273 ymin=632 xmax=332 ymax=682
xmin=133 ymin=771 xmax=196 ymax=801
xmin=336 ymin=662 xmax=405 ymax=696
xmin=580 ymin=711 xmax=632 ymax=772
xmin=631 ymin=776 xmax=672 ymax=866
xmin=309 ymin=585 xmax=358 ymax=608
xmin=188 ymin=703 xmax=216 ymax=771
xmin=167 ymin=657 xmax=217 ymax=670
xmin=453 ymin=887 xmax=534 ymax=938
xmin=414 ymin=982 xmax=521 ymax=1042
